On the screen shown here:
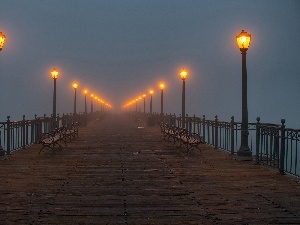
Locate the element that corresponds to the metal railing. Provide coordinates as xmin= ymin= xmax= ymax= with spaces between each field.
xmin=144 ymin=112 xmax=300 ymax=177
xmin=0 ymin=111 xmax=104 ymax=155
xmin=3 ymin=110 xmax=300 ymax=178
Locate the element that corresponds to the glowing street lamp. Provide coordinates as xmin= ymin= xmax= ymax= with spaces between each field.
xmin=84 ymin=90 xmax=88 ymax=114
xmin=149 ymin=90 xmax=154 ymax=114
xmin=143 ymin=94 xmax=146 ymax=113
xmin=73 ymin=82 xmax=78 ymax=115
xmin=94 ymin=96 xmax=98 ymax=111
xmin=135 ymin=98 xmax=138 ymax=112
xmin=90 ymin=94 xmax=94 ymax=114
xmin=138 ymin=96 xmax=142 ymax=112
xmin=51 ymin=68 xmax=59 ymax=128
xmin=159 ymin=83 xmax=165 ymax=115
xmin=180 ymin=68 xmax=187 ymax=128
xmin=100 ymin=100 xmax=104 ymax=111
xmin=0 ymin=32 xmax=6 ymax=155
xmin=0 ymin=32 xmax=5 ymax=51
xmin=236 ymin=30 xmax=251 ymax=50
xmin=236 ymin=30 xmax=252 ymax=157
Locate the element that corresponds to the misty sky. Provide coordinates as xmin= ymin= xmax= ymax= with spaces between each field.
xmin=0 ymin=0 xmax=300 ymax=128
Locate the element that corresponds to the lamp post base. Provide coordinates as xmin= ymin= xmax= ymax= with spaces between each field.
xmin=237 ymin=146 xmax=252 ymax=157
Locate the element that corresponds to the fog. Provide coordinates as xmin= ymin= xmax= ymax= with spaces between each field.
xmin=0 ymin=0 xmax=299 ymax=128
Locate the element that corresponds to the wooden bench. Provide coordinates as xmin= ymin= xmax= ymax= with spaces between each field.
xmin=39 ymin=129 xmax=63 ymax=153
xmin=160 ymin=122 xmax=204 ymax=152
xmin=61 ymin=123 xmax=79 ymax=144
xmin=39 ymin=123 xmax=78 ymax=153
xmin=159 ymin=122 xmax=174 ymax=141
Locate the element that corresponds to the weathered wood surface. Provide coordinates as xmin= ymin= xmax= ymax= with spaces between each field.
xmin=1 ymin=113 xmax=300 ymax=224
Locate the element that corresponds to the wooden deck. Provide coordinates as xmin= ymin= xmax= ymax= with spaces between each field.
xmin=1 ymin=113 xmax=300 ymax=224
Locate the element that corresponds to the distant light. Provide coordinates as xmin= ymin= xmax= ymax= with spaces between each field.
xmin=51 ymin=68 xmax=59 ymax=79
xmin=236 ymin=30 xmax=251 ymax=50
xmin=84 ymin=89 xmax=88 ymax=95
xmin=180 ymin=69 xmax=187 ymax=80
xmin=73 ymin=82 xmax=78 ymax=89
xmin=160 ymin=83 xmax=165 ymax=90
xmin=0 ymin=32 xmax=6 ymax=51
xmin=149 ymin=90 xmax=154 ymax=95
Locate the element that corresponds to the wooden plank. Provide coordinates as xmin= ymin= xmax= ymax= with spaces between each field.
xmin=0 ymin=113 xmax=300 ymax=224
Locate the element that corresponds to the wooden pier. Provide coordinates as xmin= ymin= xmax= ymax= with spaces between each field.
xmin=1 ymin=113 xmax=300 ymax=224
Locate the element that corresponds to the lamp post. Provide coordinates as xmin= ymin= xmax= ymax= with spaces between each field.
xmin=73 ymin=82 xmax=78 ymax=115
xmin=149 ymin=90 xmax=154 ymax=114
xmin=0 ymin=32 xmax=6 ymax=51
xmin=90 ymin=94 xmax=94 ymax=114
xmin=180 ymin=69 xmax=187 ymax=128
xmin=138 ymin=96 xmax=142 ymax=112
xmin=51 ymin=68 xmax=58 ymax=128
xmin=160 ymin=83 xmax=164 ymax=115
xmin=84 ymin=90 xmax=88 ymax=114
xmin=236 ymin=29 xmax=252 ymax=157
xmin=0 ymin=32 xmax=5 ymax=156
xmin=135 ymin=98 xmax=138 ymax=112
xmin=143 ymin=94 xmax=146 ymax=113
xmin=94 ymin=96 xmax=98 ymax=111
xmin=101 ymin=100 xmax=104 ymax=111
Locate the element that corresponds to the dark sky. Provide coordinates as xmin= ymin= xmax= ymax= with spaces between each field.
xmin=0 ymin=0 xmax=300 ymax=127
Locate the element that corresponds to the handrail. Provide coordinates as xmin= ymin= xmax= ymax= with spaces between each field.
xmin=140 ymin=112 xmax=300 ymax=177
xmin=0 ymin=111 xmax=105 ymax=155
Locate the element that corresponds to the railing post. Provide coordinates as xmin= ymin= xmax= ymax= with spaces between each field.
xmin=214 ymin=115 xmax=218 ymax=149
xmin=22 ymin=115 xmax=26 ymax=149
xmin=0 ymin=123 xmax=5 ymax=155
xmin=57 ymin=113 xmax=60 ymax=128
xmin=187 ymin=114 xmax=192 ymax=132
xmin=255 ymin=117 xmax=260 ymax=164
xmin=62 ymin=113 xmax=65 ymax=126
xmin=6 ymin=116 xmax=11 ymax=155
xmin=34 ymin=114 xmax=38 ymax=143
xmin=173 ymin=114 xmax=176 ymax=126
xmin=193 ymin=114 xmax=196 ymax=133
xmin=279 ymin=119 xmax=286 ymax=174
xmin=43 ymin=114 xmax=47 ymax=133
xmin=202 ymin=115 xmax=206 ymax=143
xmin=230 ymin=116 xmax=235 ymax=154
xmin=179 ymin=114 xmax=182 ymax=127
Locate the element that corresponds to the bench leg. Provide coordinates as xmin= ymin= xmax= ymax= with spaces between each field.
xmin=54 ymin=141 xmax=62 ymax=150
xmin=39 ymin=144 xmax=54 ymax=154
xmin=39 ymin=145 xmax=46 ymax=154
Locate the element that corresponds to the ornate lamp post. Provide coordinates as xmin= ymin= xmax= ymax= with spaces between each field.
xmin=0 ymin=32 xmax=5 ymax=156
xmin=93 ymin=96 xmax=97 ymax=111
xmin=0 ymin=32 xmax=6 ymax=51
xmin=180 ymin=68 xmax=187 ymax=128
xmin=73 ymin=82 xmax=78 ymax=115
xmin=51 ymin=68 xmax=58 ymax=128
xmin=100 ymin=99 xmax=103 ymax=111
xmin=84 ymin=90 xmax=88 ymax=114
xmin=138 ymin=96 xmax=142 ymax=112
xmin=100 ymin=100 xmax=104 ymax=111
xmin=160 ymin=83 xmax=165 ymax=115
xmin=236 ymin=29 xmax=252 ymax=157
xmin=90 ymin=94 xmax=94 ymax=114
xmin=143 ymin=94 xmax=146 ymax=113
xmin=135 ymin=98 xmax=138 ymax=112
xmin=149 ymin=90 xmax=154 ymax=114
